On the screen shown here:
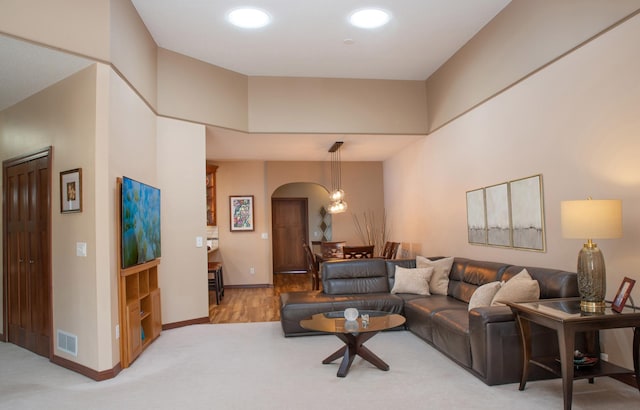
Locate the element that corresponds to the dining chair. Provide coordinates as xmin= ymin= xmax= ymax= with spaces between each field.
xmin=342 ymin=245 xmax=375 ymax=259
xmin=208 ymin=262 xmax=224 ymax=304
xmin=382 ymin=241 xmax=400 ymax=259
xmin=302 ymin=242 xmax=320 ymax=290
xmin=320 ymin=241 xmax=346 ymax=259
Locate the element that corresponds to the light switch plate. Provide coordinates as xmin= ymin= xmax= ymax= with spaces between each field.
xmin=76 ymin=242 xmax=87 ymax=257
xmin=261 ymin=233 xmax=268 ymax=239
xmin=196 ymin=236 xmax=203 ymax=247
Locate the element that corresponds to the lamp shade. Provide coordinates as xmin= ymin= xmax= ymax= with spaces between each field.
xmin=560 ymin=199 xmax=622 ymax=239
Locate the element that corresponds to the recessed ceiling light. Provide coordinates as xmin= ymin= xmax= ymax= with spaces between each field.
xmin=349 ymin=8 xmax=391 ymax=29
xmin=226 ymin=8 xmax=271 ymax=29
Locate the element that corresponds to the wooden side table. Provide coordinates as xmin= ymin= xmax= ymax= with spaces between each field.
xmin=508 ymin=298 xmax=640 ymax=410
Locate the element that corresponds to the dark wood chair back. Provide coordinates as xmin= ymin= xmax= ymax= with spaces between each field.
xmin=382 ymin=241 xmax=400 ymax=259
xmin=302 ymin=242 xmax=320 ymax=290
xmin=320 ymin=241 xmax=346 ymax=259
xmin=343 ymin=245 xmax=375 ymax=259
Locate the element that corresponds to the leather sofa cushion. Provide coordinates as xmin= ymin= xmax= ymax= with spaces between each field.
xmin=504 ymin=265 xmax=578 ymax=298
xmin=431 ymin=308 xmax=471 ymax=367
xmin=403 ymin=295 xmax=467 ymax=342
xmin=448 ymin=259 xmax=510 ymax=303
xmin=322 ymin=259 xmax=390 ymax=294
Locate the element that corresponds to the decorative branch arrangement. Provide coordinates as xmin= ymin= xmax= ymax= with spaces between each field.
xmin=352 ymin=210 xmax=389 ymax=257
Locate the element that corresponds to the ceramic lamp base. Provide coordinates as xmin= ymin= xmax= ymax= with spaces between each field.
xmin=577 ymin=243 xmax=607 ymax=313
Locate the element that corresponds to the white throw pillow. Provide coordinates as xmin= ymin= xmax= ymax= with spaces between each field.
xmin=468 ymin=281 xmax=503 ymax=311
xmin=491 ymin=268 xmax=540 ymax=306
xmin=416 ymin=256 xmax=454 ymax=295
xmin=391 ymin=266 xmax=434 ymax=295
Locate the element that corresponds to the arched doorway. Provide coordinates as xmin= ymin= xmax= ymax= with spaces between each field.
xmin=271 ymin=183 xmax=331 ymax=274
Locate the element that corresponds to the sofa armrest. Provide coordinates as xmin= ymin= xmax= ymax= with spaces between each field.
xmin=469 ymin=305 xmax=515 ymax=328
xmin=468 ymin=305 xmax=519 ymax=383
xmin=468 ymin=304 xmax=564 ymax=385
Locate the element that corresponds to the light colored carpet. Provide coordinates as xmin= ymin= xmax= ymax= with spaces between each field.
xmin=1 ymin=322 xmax=638 ymax=409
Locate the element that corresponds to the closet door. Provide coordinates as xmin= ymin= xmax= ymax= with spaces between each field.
xmin=5 ymin=152 xmax=51 ymax=358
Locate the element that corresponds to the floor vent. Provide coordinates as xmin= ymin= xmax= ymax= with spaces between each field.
xmin=57 ymin=330 xmax=78 ymax=356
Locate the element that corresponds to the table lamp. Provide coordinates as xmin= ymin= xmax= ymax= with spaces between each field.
xmin=561 ymin=198 xmax=622 ymax=312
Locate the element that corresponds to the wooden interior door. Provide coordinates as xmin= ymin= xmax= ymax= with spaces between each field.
xmin=3 ymin=149 xmax=51 ymax=358
xmin=272 ymin=198 xmax=308 ymax=273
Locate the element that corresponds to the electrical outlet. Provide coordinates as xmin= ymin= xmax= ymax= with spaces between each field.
xmin=249 ymin=267 xmax=255 ymax=274
xmin=76 ymin=242 xmax=87 ymax=257
xmin=600 ymin=352 xmax=608 ymax=362
xmin=196 ymin=236 xmax=203 ymax=248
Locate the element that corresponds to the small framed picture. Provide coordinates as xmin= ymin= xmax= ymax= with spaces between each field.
xmin=230 ymin=195 xmax=254 ymax=232
xmin=612 ymin=277 xmax=636 ymax=313
xmin=60 ymin=168 xmax=82 ymax=213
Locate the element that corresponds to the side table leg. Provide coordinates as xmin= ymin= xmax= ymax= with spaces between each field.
xmin=633 ymin=327 xmax=640 ymax=392
xmin=515 ymin=314 xmax=532 ymax=391
xmin=557 ymin=329 xmax=575 ymax=410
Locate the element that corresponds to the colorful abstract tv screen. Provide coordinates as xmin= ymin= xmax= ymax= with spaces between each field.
xmin=121 ymin=176 xmax=161 ymax=269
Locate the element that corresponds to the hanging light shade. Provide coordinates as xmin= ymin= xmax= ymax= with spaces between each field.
xmin=327 ymin=141 xmax=347 ymax=214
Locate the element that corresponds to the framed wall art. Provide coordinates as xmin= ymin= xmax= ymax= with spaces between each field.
xmin=466 ymin=174 xmax=545 ymax=252
xmin=510 ymin=174 xmax=545 ymax=251
xmin=485 ymin=182 xmax=510 ymax=247
xmin=466 ymin=188 xmax=486 ymax=244
xmin=230 ymin=195 xmax=254 ymax=232
xmin=60 ymin=168 xmax=82 ymax=213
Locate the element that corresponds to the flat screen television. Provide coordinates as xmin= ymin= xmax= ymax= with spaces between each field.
xmin=121 ymin=176 xmax=161 ymax=269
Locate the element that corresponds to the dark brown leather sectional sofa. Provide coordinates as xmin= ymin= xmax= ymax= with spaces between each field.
xmin=280 ymin=256 xmax=582 ymax=385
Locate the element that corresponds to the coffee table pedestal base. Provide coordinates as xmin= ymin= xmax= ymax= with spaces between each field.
xmin=323 ymin=331 xmax=389 ymax=377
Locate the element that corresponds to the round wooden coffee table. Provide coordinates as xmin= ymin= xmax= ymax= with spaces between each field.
xmin=300 ymin=310 xmax=406 ymax=377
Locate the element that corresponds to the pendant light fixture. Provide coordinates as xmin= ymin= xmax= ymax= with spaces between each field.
xmin=327 ymin=141 xmax=347 ymax=214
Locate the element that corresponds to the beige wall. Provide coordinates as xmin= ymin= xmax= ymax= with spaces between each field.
xmin=213 ymin=161 xmax=384 ymax=286
xmin=426 ymin=0 xmax=640 ymax=131
xmin=157 ymin=48 xmax=249 ymax=131
xmin=94 ymin=64 xmax=114 ymax=369
xmin=0 ymin=57 xmax=210 ymax=373
xmin=110 ymin=0 xmax=158 ymax=109
xmin=0 ymin=65 xmax=102 ymax=368
xmin=107 ymin=66 xmax=157 ymax=370
xmin=1 ymin=2 xmax=427 ymax=137
xmin=215 ymin=161 xmax=271 ymax=286
xmin=248 ymin=77 xmax=427 ymax=134
xmin=0 ymin=0 xmax=110 ymax=61
xmin=385 ymin=14 xmax=640 ymax=369
xmin=157 ymin=117 xmax=209 ymax=324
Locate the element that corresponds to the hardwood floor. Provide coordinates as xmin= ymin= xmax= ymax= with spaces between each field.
xmin=209 ymin=272 xmax=314 ymax=324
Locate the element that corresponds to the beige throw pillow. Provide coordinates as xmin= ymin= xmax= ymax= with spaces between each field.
xmin=468 ymin=281 xmax=502 ymax=311
xmin=491 ymin=268 xmax=540 ymax=306
xmin=391 ymin=266 xmax=434 ymax=295
xmin=416 ymin=256 xmax=454 ymax=296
